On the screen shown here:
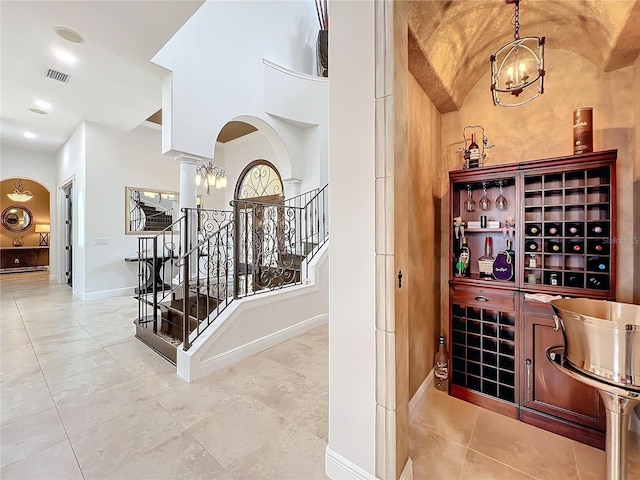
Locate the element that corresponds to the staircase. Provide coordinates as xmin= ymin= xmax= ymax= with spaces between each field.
xmin=133 ymin=185 xmax=328 ymax=364
xmin=139 ymin=203 xmax=172 ymax=231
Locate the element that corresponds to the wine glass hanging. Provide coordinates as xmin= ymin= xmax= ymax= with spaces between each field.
xmin=479 ymin=183 xmax=492 ymax=210
xmin=464 ymin=185 xmax=476 ymax=212
xmin=495 ymin=181 xmax=508 ymax=210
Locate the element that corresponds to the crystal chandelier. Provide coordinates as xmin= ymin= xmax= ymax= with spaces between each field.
xmin=195 ymin=161 xmax=227 ymax=194
xmin=490 ymin=0 xmax=545 ymax=107
xmin=6 ymin=180 xmax=33 ymax=202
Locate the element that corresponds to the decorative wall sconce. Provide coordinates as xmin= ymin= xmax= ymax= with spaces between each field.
xmin=490 ymin=0 xmax=545 ymax=107
xmin=6 ymin=179 xmax=33 ymax=202
xmin=35 ymin=224 xmax=50 ymax=246
xmin=196 ymin=161 xmax=227 ymax=195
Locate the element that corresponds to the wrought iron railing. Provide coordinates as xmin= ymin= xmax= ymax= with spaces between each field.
xmin=135 ymin=185 xmax=328 ymax=352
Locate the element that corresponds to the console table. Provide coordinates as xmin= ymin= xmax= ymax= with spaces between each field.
xmin=0 ymin=246 xmax=50 ymax=270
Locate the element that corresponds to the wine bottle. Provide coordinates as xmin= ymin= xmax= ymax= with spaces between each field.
xmin=565 ymin=222 xmax=584 ymax=237
xmin=587 ymin=256 xmax=609 ymax=272
xmin=525 ymin=240 xmax=539 ymax=252
xmin=460 ymin=236 xmax=471 ymax=277
xmin=506 ymin=239 xmax=516 ymax=279
xmin=566 ymin=273 xmax=583 ymax=288
xmin=587 ymin=276 xmax=607 ymax=289
xmin=525 ymin=224 xmax=541 ymax=236
xmin=545 ymin=240 xmax=562 ymax=253
xmin=587 ymin=239 xmax=609 ymax=255
xmin=434 ymin=336 xmax=449 ymax=392
xmin=478 ymin=237 xmax=495 ymax=278
xmin=492 ymin=239 xmax=515 ymax=281
xmin=468 ymin=134 xmax=481 ymax=168
xmin=545 ymin=223 xmax=561 ymax=236
xmin=588 ymin=222 xmax=608 ymax=237
xmin=566 ymin=239 xmax=583 ymax=253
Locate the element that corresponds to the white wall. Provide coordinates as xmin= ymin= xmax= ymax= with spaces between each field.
xmin=327 ymin=0 xmax=377 ymax=478
xmin=78 ymin=122 xmax=180 ymax=299
xmin=57 ymin=124 xmax=86 ymax=295
xmin=152 ymin=0 xmax=327 ymax=196
xmin=1 ymin=146 xmax=58 ymax=278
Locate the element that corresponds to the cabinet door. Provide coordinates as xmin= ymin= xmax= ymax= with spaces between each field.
xmin=522 ymin=312 xmax=605 ymax=431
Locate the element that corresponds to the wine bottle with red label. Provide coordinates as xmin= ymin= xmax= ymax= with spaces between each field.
xmin=566 ymin=239 xmax=583 ymax=253
xmin=587 ymin=239 xmax=609 ymax=255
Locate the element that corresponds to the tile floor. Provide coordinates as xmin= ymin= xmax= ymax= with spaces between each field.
xmin=1 ymin=272 xmax=639 ymax=480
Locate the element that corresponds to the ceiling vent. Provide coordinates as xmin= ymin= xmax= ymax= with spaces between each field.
xmin=43 ymin=67 xmax=70 ymax=84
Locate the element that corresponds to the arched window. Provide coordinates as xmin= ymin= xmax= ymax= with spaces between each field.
xmin=234 ymin=160 xmax=284 ymax=202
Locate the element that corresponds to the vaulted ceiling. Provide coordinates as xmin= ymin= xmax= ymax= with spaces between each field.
xmin=408 ymin=0 xmax=640 ymax=113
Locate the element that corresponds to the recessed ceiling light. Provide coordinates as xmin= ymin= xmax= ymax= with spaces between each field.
xmin=55 ymin=50 xmax=77 ymax=65
xmin=29 ymin=107 xmax=48 ymax=115
xmin=24 ymin=131 xmax=36 ymax=139
xmin=35 ymin=99 xmax=52 ymax=110
xmin=54 ymin=27 xmax=85 ymax=44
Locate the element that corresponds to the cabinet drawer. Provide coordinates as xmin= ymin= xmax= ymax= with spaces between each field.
xmin=453 ymin=287 xmax=515 ymax=311
xmin=523 ymin=299 xmax=555 ymax=317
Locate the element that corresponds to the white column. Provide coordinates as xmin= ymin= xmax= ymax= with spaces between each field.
xmin=176 ymin=153 xmax=202 ymax=265
xmin=283 ymin=177 xmax=302 ymax=198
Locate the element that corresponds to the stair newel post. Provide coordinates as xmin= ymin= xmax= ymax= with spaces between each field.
xmin=152 ymin=236 xmax=158 ymax=333
xmin=182 ymin=211 xmax=191 ymax=351
xmin=233 ymin=202 xmax=240 ymax=300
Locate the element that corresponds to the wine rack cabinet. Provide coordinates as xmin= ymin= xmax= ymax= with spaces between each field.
xmin=448 ymin=150 xmax=617 ymax=449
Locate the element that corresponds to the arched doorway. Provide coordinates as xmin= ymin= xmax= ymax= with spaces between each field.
xmin=233 ymin=160 xmax=299 ymax=295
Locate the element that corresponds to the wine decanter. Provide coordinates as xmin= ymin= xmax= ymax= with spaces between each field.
xmin=464 ymin=186 xmax=476 ymax=212
xmin=479 ymin=183 xmax=492 ymax=211
xmin=495 ymin=181 xmax=508 ymax=211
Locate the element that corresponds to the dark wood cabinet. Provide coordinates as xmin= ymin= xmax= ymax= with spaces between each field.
xmin=448 ymin=150 xmax=616 ymax=449
xmin=0 ymin=247 xmax=49 ymax=270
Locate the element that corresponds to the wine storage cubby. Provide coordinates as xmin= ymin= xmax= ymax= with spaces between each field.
xmin=449 ymin=150 xmax=616 ymax=447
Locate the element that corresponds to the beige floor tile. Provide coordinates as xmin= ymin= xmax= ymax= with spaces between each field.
xmin=39 ymin=347 xmax=121 ymax=382
xmin=135 ymin=366 xmax=191 ymax=399
xmin=31 ymin=335 xmax=102 ymax=364
xmin=573 ymin=440 xmax=605 ymax=480
xmin=70 ymin=400 xmax=184 ymax=480
xmin=0 ymin=370 xmax=55 ymax=426
xmin=228 ymin=422 xmax=327 ymax=480
xmin=412 ymin=383 xmax=479 ymax=446
xmin=460 ymin=449 xmax=536 ymax=480
xmin=187 ymin=394 xmax=287 ymax=469
xmin=46 ymin=360 xmax=133 ymax=406
xmin=0 ymin=408 xmax=67 ymax=468
xmin=57 ymin=378 xmax=156 ymax=436
xmin=105 ymin=338 xmax=174 ymax=377
xmin=469 ymin=408 xmax=579 ymax=480
xmin=410 ymin=423 xmax=468 ymax=480
xmin=0 ymin=440 xmax=83 ymax=480
xmin=103 ymin=432 xmax=232 ymax=480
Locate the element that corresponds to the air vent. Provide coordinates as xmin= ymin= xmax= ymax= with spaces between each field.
xmin=43 ymin=67 xmax=70 ymax=84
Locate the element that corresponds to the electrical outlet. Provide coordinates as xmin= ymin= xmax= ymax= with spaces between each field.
xmin=93 ymin=238 xmax=108 ymax=245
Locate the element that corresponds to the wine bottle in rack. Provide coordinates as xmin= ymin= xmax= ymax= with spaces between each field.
xmin=478 ymin=237 xmax=495 ymax=278
xmin=587 ymin=239 xmax=609 ymax=255
xmin=587 ymin=256 xmax=609 ymax=272
xmin=566 ymin=239 xmax=583 ymax=253
xmin=565 ymin=222 xmax=584 ymax=237
xmin=587 ymin=276 xmax=607 ymax=289
xmin=545 ymin=240 xmax=563 ymax=253
xmin=468 ymin=134 xmax=481 ymax=168
xmin=588 ymin=222 xmax=608 ymax=237
xmin=545 ymin=223 xmax=561 ymax=236
xmin=565 ymin=273 xmax=583 ymax=288
xmin=525 ymin=224 xmax=542 ymax=236
xmin=525 ymin=240 xmax=539 ymax=252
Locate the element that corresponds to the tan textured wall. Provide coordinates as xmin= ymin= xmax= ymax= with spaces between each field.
xmin=1 ymin=179 xmax=50 ymax=249
xmin=440 ymin=49 xmax=636 ymax=302
xmin=407 ymin=73 xmax=443 ymax=398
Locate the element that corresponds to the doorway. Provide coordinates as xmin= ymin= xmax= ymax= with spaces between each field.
xmin=61 ymin=181 xmax=73 ymax=287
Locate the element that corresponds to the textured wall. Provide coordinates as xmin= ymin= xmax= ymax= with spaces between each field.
xmin=439 ymin=48 xmax=636 ymax=302
xmin=407 ymin=73 xmax=443 ymax=398
xmin=635 ymin=54 xmax=640 ymax=303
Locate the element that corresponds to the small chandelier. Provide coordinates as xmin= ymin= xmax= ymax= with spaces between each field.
xmin=490 ymin=0 xmax=545 ymax=107
xmin=6 ymin=180 xmax=33 ymax=202
xmin=195 ymin=161 xmax=227 ymax=195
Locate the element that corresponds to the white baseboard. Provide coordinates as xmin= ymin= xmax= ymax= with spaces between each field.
xmin=198 ymin=313 xmax=328 ymax=376
xmin=399 ymin=458 xmax=413 ymax=480
xmin=325 ymin=446 xmax=377 ymax=480
xmin=409 ymin=369 xmax=433 ymax=421
xmin=81 ymin=286 xmax=135 ymax=301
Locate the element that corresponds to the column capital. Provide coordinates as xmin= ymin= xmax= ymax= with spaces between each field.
xmin=174 ymin=153 xmax=210 ymax=165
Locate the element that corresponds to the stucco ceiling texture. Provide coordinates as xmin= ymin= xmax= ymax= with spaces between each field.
xmin=408 ymin=0 xmax=640 ymax=113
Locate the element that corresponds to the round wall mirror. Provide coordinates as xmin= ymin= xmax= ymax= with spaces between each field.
xmin=2 ymin=206 xmax=33 ymax=233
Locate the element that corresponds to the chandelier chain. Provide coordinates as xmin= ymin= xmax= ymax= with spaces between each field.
xmin=513 ymin=1 xmax=520 ymax=40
